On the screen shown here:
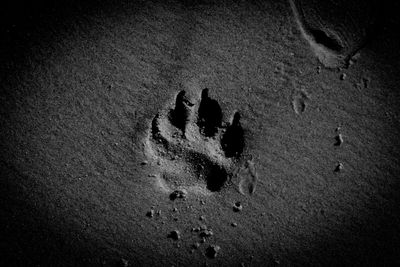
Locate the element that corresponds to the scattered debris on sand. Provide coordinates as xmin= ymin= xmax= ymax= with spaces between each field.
xmin=206 ymin=245 xmax=221 ymax=258
xmin=197 ymin=225 xmax=214 ymax=238
xmin=200 ymin=229 xmax=214 ymax=238
xmin=233 ymin=201 xmax=243 ymax=212
xmin=334 ymin=162 xmax=344 ymax=172
xmin=170 ymin=189 xmax=187 ymax=200
xmin=192 ymin=224 xmax=214 ymax=239
xmin=168 ymin=230 xmax=181 ymax=240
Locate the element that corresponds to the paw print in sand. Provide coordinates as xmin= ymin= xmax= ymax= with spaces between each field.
xmin=145 ymin=88 xmax=245 ymax=194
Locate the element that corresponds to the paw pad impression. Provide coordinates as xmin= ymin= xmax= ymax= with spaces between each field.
xmin=145 ymin=88 xmax=245 ymax=194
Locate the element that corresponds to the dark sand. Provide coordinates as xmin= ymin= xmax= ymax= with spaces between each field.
xmin=1 ymin=0 xmax=400 ymax=266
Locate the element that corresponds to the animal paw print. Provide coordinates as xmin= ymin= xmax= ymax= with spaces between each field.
xmin=145 ymin=88 xmax=245 ymax=194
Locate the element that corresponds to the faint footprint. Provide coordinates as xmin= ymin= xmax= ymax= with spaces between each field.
xmin=292 ymin=90 xmax=309 ymax=115
xmin=289 ymin=0 xmax=377 ymax=68
xmin=237 ymin=156 xmax=258 ymax=196
xmin=145 ymin=88 xmax=249 ymax=195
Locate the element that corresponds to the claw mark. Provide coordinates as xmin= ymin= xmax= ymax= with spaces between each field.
xmin=169 ymin=90 xmax=194 ymax=137
xmin=221 ymin=112 xmax=245 ymax=158
xmin=197 ymin=88 xmax=223 ymax=137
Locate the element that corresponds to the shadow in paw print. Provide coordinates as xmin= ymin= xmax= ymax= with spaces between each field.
xmin=309 ymin=28 xmax=344 ymax=52
xmin=221 ymin=112 xmax=244 ymax=158
xmin=169 ymin=90 xmax=194 ymax=136
xmin=205 ymin=165 xmax=228 ymax=191
xmin=197 ymin=88 xmax=222 ymax=137
xmin=189 ymin=154 xmax=229 ymax=192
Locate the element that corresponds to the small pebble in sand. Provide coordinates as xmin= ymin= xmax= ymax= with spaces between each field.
xmin=146 ymin=209 xmax=154 ymax=218
xmin=140 ymin=160 xmax=148 ymax=166
xmin=200 ymin=200 xmax=205 ymax=205
xmin=231 ymin=222 xmax=238 ymax=227
xmin=200 ymin=229 xmax=214 ymax=238
xmin=334 ymin=134 xmax=343 ymax=146
xmin=233 ymin=201 xmax=243 ymax=212
xmin=168 ymin=230 xmax=181 ymax=240
xmin=170 ymin=189 xmax=187 ymax=200
xmin=334 ymin=163 xmax=344 ymax=172
xmin=317 ymin=66 xmax=321 ymax=74
xmin=200 ymin=237 xmax=206 ymax=243
xmin=173 ymin=207 xmax=178 ymax=212
xmin=192 ymin=242 xmax=200 ymax=249
xmin=200 ymin=225 xmax=207 ymax=231
xmin=199 ymin=215 xmax=205 ymax=221
xmin=340 ymin=73 xmax=347 ymax=80
xmin=206 ymin=245 xmax=221 ymax=259
xmin=156 ymin=210 xmax=162 ymax=216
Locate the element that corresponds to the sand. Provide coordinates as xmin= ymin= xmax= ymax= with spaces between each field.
xmin=1 ymin=0 xmax=400 ymax=266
